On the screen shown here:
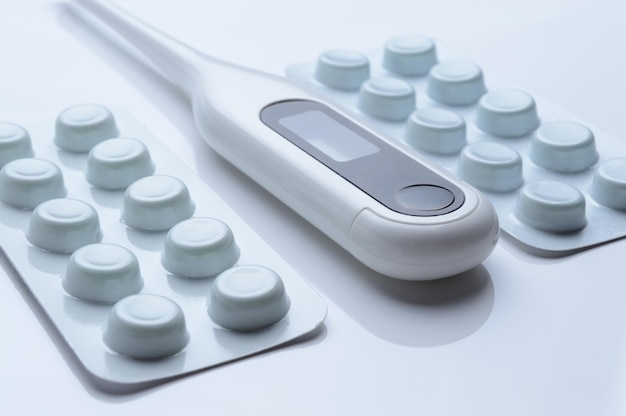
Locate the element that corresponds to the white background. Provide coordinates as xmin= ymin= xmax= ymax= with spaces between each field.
xmin=2 ymin=0 xmax=626 ymax=414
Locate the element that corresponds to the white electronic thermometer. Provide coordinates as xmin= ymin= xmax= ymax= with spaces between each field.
xmin=74 ymin=0 xmax=499 ymax=280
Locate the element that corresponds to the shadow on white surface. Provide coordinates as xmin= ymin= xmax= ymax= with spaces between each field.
xmin=316 ymin=258 xmax=494 ymax=347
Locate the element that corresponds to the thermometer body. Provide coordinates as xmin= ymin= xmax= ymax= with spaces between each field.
xmin=75 ymin=0 xmax=499 ymax=280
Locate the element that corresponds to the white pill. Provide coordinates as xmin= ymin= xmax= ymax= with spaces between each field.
xmin=0 ymin=158 xmax=66 ymax=208
xmin=458 ymin=142 xmax=523 ymax=192
xmin=405 ymin=108 xmax=466 ymax=154
xmin=87 ymin=137 xmax=155 ymax=189
xmin=208 ymin=265 xmax=290 ymax=331
xmin=383 ymin=34 xmax=437 ymax=76
xmin=26 ymin=198 xmax=102 ymax=253
xmin=62 ymin=243 xmax=143 ymax=303
xmin=162 ymin=218 xmax=240 ymax=278
xmin=315 ymin=50 xmax=370 ymax=90
xmin=590 ymin=158 xmax=626 ymax=210
xmin=358 ymin=77 xmax=415 ymax=121
xmin=54 ymin=104 xmax=119 ymax=152
xmin=0 ymin=122 xmax=34 ymax=168
xmin=122 ymin=175 xmax=194 ymax=231
xmin=103 ymin=294 xmax=189 ymax=359
xmin=475 ymin=89 xmax=539 ymax=137
xmin=515 ymin=180 xmax=587 ymax=233
xmin=426 ymin=61 xmax=486 ymax=105
xmin=530 ymin=121 xmax=598 ymax=172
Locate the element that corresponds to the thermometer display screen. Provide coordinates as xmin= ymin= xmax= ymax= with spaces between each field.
xmin=278 ymin=109 xmax=379 ymax=162
xmin=260 ymin=99 xmax=464 ymax=216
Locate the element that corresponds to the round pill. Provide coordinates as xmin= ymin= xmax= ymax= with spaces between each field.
xmin=54 ymin=104 xmax=119 ymax=152
xmin=515 ymin=180 xmax=586 ymax=233
xmin=426 ymin=61 xmax=486 ymax=105
xmin=458 ymin=142 xmax=523 ymax=192
xmin=122 ymin=175 xmax=194 ymax=231
xmin=475 ymin=89 xmax=539 ymax=137
xmin=0 ymin=122 xmax=34 ymax=168
xmin=87 ymin=137 xmax=155 ymax=189
xmin=208 ymin=265 xmax=290 ymax=332
xmin=162 ymin=218 xmax=240 ymax=278
xmin=314 ymin=49 xmax=370 ymax=90
xmin=103 ymin=294 xmax=189 ymax=359
xmin=405 ymin=108 xmax=466 ymax=154
xmin=357 ymin=77 xmax=415 ymax=121
xmin=62 ymin=243 xmax=143 ymax=303
xmin=530 ymin=121 xmax=598 ymax=172
xmin=26 ymin=198 xmax=102 ymax=253
xmin=0 ymin=158 xmax=66 ymax=208
xmin=383 ymin=34 xmax=437 ymax=76
xmin=590 ymin=158 xmax=626 ymax=210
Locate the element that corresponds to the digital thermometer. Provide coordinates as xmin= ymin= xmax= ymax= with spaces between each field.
xmin=73 ymin=0 xmax=499 ymax=280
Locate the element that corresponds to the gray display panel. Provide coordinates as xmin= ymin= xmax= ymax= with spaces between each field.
xmin=260 ymin=99 xmax=464 ymax=216
xmin=279 ymin=109 xmax=379 ymax=162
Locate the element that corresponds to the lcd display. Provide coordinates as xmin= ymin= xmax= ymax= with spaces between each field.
xmin=278 ymin=110 xmax=379 ymax=162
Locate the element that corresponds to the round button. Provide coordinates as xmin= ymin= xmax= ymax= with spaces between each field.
xmin=590 ymin=158 xmax=626 ymax=210
xmin=530 ymin=121 xmax=598 ymax=172
xmin=0 ymin=122 xmax=34 ymax=168
xmin=475 ymin=89 xmax=539 ymax=137
xmin=103 ymin=294 xmax=189 ymax=359
xmin=426 ymin=61 xmax=486 ymax=105
xmin=314 ymin=50 xmax=370 ymax=90
xmin=122 ymin=175 xmax=195 ymax=231
xmin=26 ymin=198 xmax=102 ymax=253
xmin=208 ymin=265 xmax=290 ymax=331
xmin=405 ymin=108 xmax=466 ymax=154
xmin=62 ymin=243 xmax=143 ymax=303
xmin=87 ymin=137 xmax=155 ymax=189
xmin=515 ymin=180 xmax=587 ymax=233
xmin=54 ymin=104 xmax=119 ymax=152
xmin=357 ymin=77 xmax=415 ymax=121
xmin=383 ymin=34 xmax=438 ymax=76
xmin=396 ymin=185 xmax=455 ymax=211
xmin=162 ymin=218 xmax=240 ymax=278
xmin=458 ymin=142 xmax=524 ymax=192
xmin=0 ymin=158 xmax=66 ymax=208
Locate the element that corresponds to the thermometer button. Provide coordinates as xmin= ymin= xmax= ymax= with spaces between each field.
xmin=395 ymin=185 xmax=455 ymax=211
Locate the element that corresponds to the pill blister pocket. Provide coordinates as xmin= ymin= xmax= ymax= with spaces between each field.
xmin=285 ymin=35 xmax=626 ymax=255
xmin=0 ymin=104 xmax=326 ymax=389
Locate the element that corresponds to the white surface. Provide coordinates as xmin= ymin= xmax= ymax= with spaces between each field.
xmin=2 ymin=0 xmax=626 ymax=414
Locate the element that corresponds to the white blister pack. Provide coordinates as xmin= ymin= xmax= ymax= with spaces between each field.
xmin=286 ymin=35 xmax=626 ymax=255
xmin=0 ymin=104 xmax=327 ymax=389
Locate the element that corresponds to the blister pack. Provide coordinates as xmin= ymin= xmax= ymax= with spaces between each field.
xmin=0 ymin=104 xmax=326 ymax=389
xmin=286 ymin=35 xmax=626 ymax=254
